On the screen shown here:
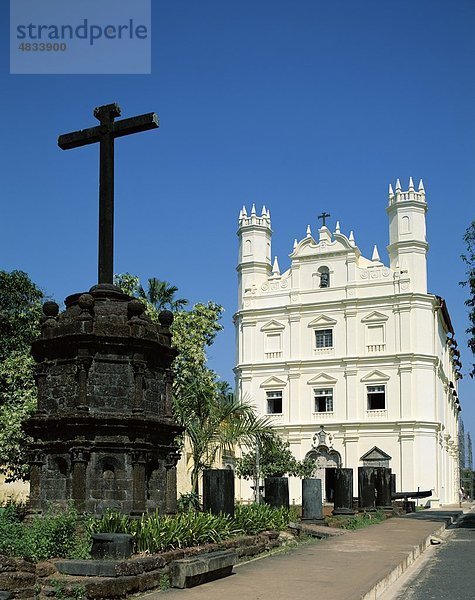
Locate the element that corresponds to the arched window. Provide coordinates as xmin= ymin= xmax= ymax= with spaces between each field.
xmin=319 ymin=266 xmax=330 ymax=288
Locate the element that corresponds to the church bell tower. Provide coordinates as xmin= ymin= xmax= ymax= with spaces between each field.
xmin=386 ymin=177 xmax=429 ymax=293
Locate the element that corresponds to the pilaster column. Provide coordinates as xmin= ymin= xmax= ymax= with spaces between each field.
xmin=132 ymin=360 xmax=147 ymax=413
xmin=344 ymin=365 xmax=358 ymax=420
xmin=76 ymin=356 xmax=92 ymax=411
xmin=33 ymin=363 xmax=48 ymax=414
xmin=165 ymin=451 xmax=181 ymax=514
xmin=399 ymin=430 xmax=415 ymax=492
xmin=131 ymin=450 xmax=147 ymax=514
xmin=398 ymin=361 xmax=412 ymax=420
xmin=28 ymin=450 xmax=45 ymax=512
xmin=70 ymin=447 xmax=89 ymax=512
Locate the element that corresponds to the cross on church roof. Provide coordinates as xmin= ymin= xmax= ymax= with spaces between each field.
xmin=58 ymin=103 xmax=159 ymax=285
xmin=318 ymin=212 xmax=331 ymax=227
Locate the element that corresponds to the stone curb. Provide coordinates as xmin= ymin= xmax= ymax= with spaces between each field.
xmin=360 ymin=514 xmax=458 ymax=600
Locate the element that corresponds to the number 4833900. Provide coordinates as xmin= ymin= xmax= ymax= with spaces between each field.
xmin=18 ymin=42 xmax=67 ymax=51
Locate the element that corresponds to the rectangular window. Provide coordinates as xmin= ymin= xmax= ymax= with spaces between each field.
xmin=266 ymin=333 xmax=281 ymax=353
xmin=315 ymin=329 xmax=333 ymax=348
xmin=367 ymin=385 xmax=385 ymax=410
xmin=367 ymin=325 xmax=384 ymax=345
xmin=314 ymin=388 xmax=333 ymax=413
xmin=266 ymin=390 xmax=283 ymax=414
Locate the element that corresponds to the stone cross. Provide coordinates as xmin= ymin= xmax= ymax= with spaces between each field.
xmin=58 ymin=103 xmax=159 ymax=284
xmin=318 ymin=212 xmax=331 ymax=227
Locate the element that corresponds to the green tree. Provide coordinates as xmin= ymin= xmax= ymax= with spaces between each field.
xmin=236 ymin=435 xmax=315 ymax=480
xmin=174 ymin=380 xmax=275 ymax=492
xmin=0 ymin=270 xmax=44 ymax=481
xmin=139 ymin=277 xmax=188 ymax=313
xmin=461 ymin=221 xmax=475 ymax=377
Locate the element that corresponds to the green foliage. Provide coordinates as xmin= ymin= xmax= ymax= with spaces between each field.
xmin=461 ymin=221 xmax=475 ymax=377
xmin=51 ymin=579 xmax=86 ymax=600
xmin=327 ymin=510 xmax=386 ymax=530
xmin=236 ymin=436 xmax=315 ymax=479
xmin=159 ymin=574 xmax=171 ymax=591
xmin=0 ymin=504 xmax=90 ymax=561
xmin=0 ymin=270 xmax=44 ymax=360
xmin=233 ymin=503 xmax=296 ymax=534
xmin=177 ymin=491 xmax=201 ymax=512
xmin=0 ymin=270 xmax=44 ymax=481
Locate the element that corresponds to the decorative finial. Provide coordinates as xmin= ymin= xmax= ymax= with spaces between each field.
xmin=239 ymin=208 xmax=243 ymax=220
xmin=389 ymin=183 xmax=394 ymax=197
xmin=261 ymin=205 xmax=267 ymax=216
xmin=349 ymin=231 xmax=355 ymax=244
xmin=306 ymin=225 xmax=312 ymax=237
xmin=267 ymin=208 xmax=271 ymax=218
xmin=242 ymin=205 xmax=248 ymax=217
xmin=251 ymin=203 xmax=256 ymax=215
xmin=272 ymin=256 xmax=280 ymax=276
xmin=395 ymin=178 xmax=401 ymax=191
xmin=335 ymin=221 xmax=340 ymax=233
xmin=408 ymin=176 xmax=414 ymax=191
xmin=293 ymin=239 xmax=298 ymax=249
xmin=372 ymin=245 xmax=381 ymax=262
xmin=418 ymin=179 xmax=425 ymax=193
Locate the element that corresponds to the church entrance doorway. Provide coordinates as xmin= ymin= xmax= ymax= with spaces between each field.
xmin=305 ymin=428 xmax=342 ymax=502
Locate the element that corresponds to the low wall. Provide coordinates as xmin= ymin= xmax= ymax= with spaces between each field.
xmin=0 ymin=530 xmax=289 ymax=599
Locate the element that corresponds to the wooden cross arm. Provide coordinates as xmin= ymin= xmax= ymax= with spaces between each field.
xmin=112 ymin=112 xmax=159 ymax=138
xmin=58 ymin=126 xmax=103 ymax=150
xmin=57 ymin=113 xmax=159 ymax=150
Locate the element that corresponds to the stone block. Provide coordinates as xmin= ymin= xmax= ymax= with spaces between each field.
xmin=0 ymin=592 xmax=12 ymax=600
xmin=56 ymin=560 xmax=119 ymax=577
xmin=0 ymin=572 xmax=35 ymax=590
xmin=91 ymin=533 xmax=134 ymax=559
xmin=170 ymin=550 xmax=236 ymax=589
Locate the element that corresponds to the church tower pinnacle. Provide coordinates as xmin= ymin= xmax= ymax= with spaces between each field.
xmin=237 ymin=205 xmax=272 ymax=308
xmin=386 ymin=177 xmax=428 ymax=293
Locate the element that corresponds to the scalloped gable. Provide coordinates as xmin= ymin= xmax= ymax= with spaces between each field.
xmin=360 ymin=370 xmax=390 ymax=382
xmin=361 ymin=311 xmax=389 ymax=323
xmin=290 ymin=232 xmax=358 ymax=259
xmin=260 ymin=320 xmax=285 ymax=332
xmin=308 ymin=314 xmax=337 ymax=327
xmin=307 ymin=372 xmax=338 ymax=385
xmin=260 ymin=376 xmax=287 ymax=389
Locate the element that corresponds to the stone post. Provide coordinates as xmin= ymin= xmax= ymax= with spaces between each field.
xmin=333 ymin=468 xmax=356 ymax=515
xmin=301 ymin=478 xmax=324 ymax=522
xmin=391 ymin=473 xmax=396 ymax=495
xmin=71 ymin=448 xmax=89 ymax=512
xmin=131 ymin=451 xmax=147 ymax=515
xmin=203 ymin=469 xmax=235 ymax=517
xmin=375 ymin=467 xmax=393 ymax=510
xmin=264 ymin=476 xmax=289 ymax=509
xmin=358 ymin=467 xmax=376 ymax=511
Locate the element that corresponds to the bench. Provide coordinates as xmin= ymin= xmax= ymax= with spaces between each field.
xmin=170 ymin=550 xmax=236 ymax=589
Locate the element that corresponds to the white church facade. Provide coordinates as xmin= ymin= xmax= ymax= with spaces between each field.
xmin=234 ymin=179 xmax=461 ymax=506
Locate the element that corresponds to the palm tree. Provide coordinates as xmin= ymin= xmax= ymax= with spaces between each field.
xmin=174 ymin=379 xmax=275 ymax=493
xmin=138 ymin=278 xmax=188 ymax=313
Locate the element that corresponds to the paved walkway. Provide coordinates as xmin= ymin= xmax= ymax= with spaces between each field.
xmin=140 ymin=504 xmax=472 ymax=600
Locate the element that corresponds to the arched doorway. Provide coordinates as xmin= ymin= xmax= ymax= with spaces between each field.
xmin=305 ymin=428 xmax=342 ymax=502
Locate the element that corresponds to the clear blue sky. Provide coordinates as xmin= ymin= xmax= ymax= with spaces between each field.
xmin=1 ymin=1 xmax=474 ymax=444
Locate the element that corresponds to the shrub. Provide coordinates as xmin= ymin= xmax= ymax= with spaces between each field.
xmin=234 ymin=503 xmax=296 ymax=534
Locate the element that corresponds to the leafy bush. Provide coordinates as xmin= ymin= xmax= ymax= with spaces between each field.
xmin=177 ymin=491 xmax=201 ymax=512
xmin=234 ymin=503 xmax=296 ymax=534
xmin=0 ymin=503 xmax=91 ymax=561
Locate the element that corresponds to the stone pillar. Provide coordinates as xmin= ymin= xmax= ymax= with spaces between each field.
xmin=374 ymin=467 xmax=393 ymax=509
xmin=333 ymin=468 xmax=356 ymax=515
xmin=391 ymin=473 xmax=396 ymax=495
xmin=165 ymin=451 xmax=180 ymax=515
xmin=264 ymin=477 xmax=289 ymax=509
xmin=301 ymin=478 xmax=323 ymax=522
xmin=27 ymin=450 xmax=45 ymax=513
xmin=358 ymin=467 xmax=376 ymax=511
xmin=131 ymin=451 xmax=147 ymax=515
xmin=71 ymin=448 xmax=89 ymax=512
xmin=203 ymin=469 xmax=235 ymax=517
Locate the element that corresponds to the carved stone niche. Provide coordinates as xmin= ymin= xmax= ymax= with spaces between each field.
xmin=24 ymin=284 xmax=183 ymax=516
